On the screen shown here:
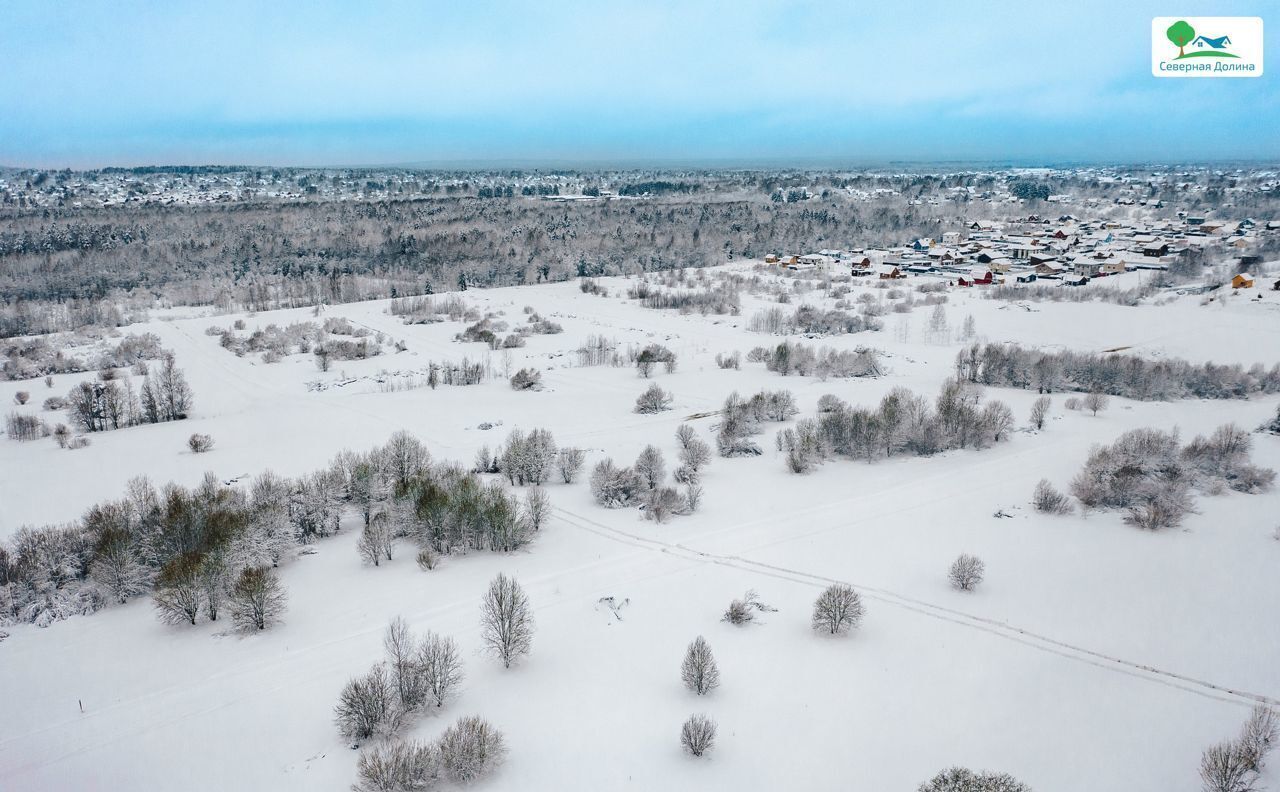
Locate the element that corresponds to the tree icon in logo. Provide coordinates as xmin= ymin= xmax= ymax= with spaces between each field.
xmin=1166 ymin=20 xmax=1195 ymax=58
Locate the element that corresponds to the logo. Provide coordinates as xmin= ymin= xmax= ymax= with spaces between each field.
xmin=1152 ymin=17 xmax=1263 ymax=77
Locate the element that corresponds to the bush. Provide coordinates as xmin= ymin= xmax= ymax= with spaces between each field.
xmin=635 ymin=383 xmax=673 ymax=414
xmin=354 ymin=740 xmax=439 ymax=792
xmin=13 ymin=391 xmax=29 ymax=405
xmin=509 ymin=368 xmax=542 ymax=390
xmin=335 ymin=664 xmax=396 ymax=740
xmin=227 ymin=566 xmax=286 ymax=631
xmin=681 ymin=714 xmax=717 ymax=757
xmin=590 ymin=459 xmax=645 ymax=507
xmin=917 ymin=767 xmax=1032 ymax=792
xmin=811 ymin=584 xmax=864 ymax=635
xmin=1032 ymin=479 xmax=1073 ymax=514
xmin=437 ymin=715 xmax=505 ymax=783
xmin=948 ymin=554 xmax=985 ymax=591
xmin=187 ymin=433 xmax=214 ymax=453
xmin=1200 ymin=741 xmax=1255 ymax=792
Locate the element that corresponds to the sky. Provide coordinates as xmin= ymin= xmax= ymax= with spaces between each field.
xmin=1 ymin=0 xmax=1276 ymax=168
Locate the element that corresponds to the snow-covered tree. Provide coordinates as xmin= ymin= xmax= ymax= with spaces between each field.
xmin=948 ymin=554 xmax=985 ymax=592
xmin=227 ymin=566 xmax=286 ymax=631
xmin=438 ymin=716 xmax=505 ymax=783
xmin=418 ymin=631 xmax=464 ymax=708
xmin=480 ymin=573 xmax=533 ymax=668
xmin=335 ymin=663 xmax=396 ymax=740
xmin=680 ymin=714 xmax=717 ymax=758
xmin=1029 ymin=396 xmax=1051 ymax=430
xmin=681 ymin=635 xmax=720 ymax=695
xmin=811 ymin=583 xmax=864 ymax=635
xmin=635 ymin=445 xmax=666 ymax=490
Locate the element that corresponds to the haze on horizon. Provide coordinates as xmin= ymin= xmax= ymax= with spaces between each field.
xmin=2 ymin=0 xmax=1276 ymax=169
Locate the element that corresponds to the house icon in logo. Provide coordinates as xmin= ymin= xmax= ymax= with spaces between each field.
xmin=1166 ymin=20 xmax=1239 ymax=59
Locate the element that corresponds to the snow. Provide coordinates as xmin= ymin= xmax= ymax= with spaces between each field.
xmin=2 ymin=265 xmax=1279 ymax=791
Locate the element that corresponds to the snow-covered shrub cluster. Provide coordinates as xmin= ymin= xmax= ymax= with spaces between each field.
xmin=376 ymin=358 xmax=486 ymax=391
xmin=715 ymin=389 xmax=798 ymax=457
xmin=5 ymin=412 xmax=47 ymax=441
xmin=212 ymin=320 xmax=322 ymax=359
xmin=778 ymin=381 xmax=1014 ymax=473
xmin=714 ymin=351 xmax=740 ymax=370
xmin=509 ymin=367 xmax=542 ymax=390
xmin=0 ymin=429 xmax=536 ymax=628
xmin=591 ymin=426 xmax=707 ymax=520
xmin=628 ymin=279 xmax=740 ymax=315
xmin=575 ymin=334 xmax=617 ymax=367
xmin=721 ymin=589 xmax=774 ymax=625
xmin=956 ymin=342 xmax=1280 ymax=401
xmin=749 ymin=341 xmax=882 ymax=379
xmin=578 ymin=277 xmax=608 ymax=297
xmin=388 ymin=294 xmax=475 ymax=324
xmin=2 ymin=332 xmax=165 ymax=381
xmin=1067 ymin=424 xmax=1274 ymax=530
xmin=747 ymin=303 xmax=882 ymax=336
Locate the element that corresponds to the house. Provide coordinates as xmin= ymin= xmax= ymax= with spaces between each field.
xmin=847 ymin=255 xmax=872 ymax=271
xmin=1232 ymin=273 xmax=1255 ymax=289
xmin=957 ymin=267 xmax=994 ymax=287
xmin=780 ymin=255 xmax=799 ymax=267
xmin=1015 ymin=272 xmax=1037 ymax=284
xmin=1142 ymin=242 xmax=1170 ymax=258
xmin=798 ymin=253 xmax=831 ymax=268
xmin=763 ymin=254 xmax=779 ymax=264
xmin=941 ymin=232 xmax=962 ymax=246
xmin=877 ymin=264 xmax=903 ymax=280
xmin=1035 ymin=261 xmax=1066 ymax=277
xmin=912 ymin=238 xmax=934 ymax=251
xmin=1063 ymin=274 xmax=1089 ymax=287
xmin=1098 ymin=260 xmax=1127 ymax=276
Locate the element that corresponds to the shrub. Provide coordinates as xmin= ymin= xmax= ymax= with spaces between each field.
xmin=13 ymin=391 xmax=29 ymax=405
xmin=187 ymin=433 xmax=214 ymax=453
xmin=635 ymin=383 xmax=673 ymax=414
xmin=1032 ymin=479 xmax=1073 ymax=515
xmin=509 ymin=368 xmax=542 ymax=390
xmin=917 ymin=767 xmax=1032 ymax=792
xmin=811 ymin=584 xmax=864 ymax=635
xmin=948 ymin=554 xmax=985 ymax=591
xmin=681 ymin=714 xmax=717 ymax=757
xmin=437 ymin=716 xmax=505 ymax=783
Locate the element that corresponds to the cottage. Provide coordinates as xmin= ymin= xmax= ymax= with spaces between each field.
xmin=1035 ymin=261 xmax=1065 ymax=277
xmin=1141 ymin=242 xmax=1170 ymax=258
xmin=763 ymin=254 xmax=779 ymax=264
xmin=941 ymin=231 xmax=962 ymax=246
xmin=877 ymin=264 xmax=903 ymax=280
xmin=1015 ymin=272 xmax=1037 ymax=284
xmin=1097 ymin=260 xmax=1127 ymax=276
xmin=1063 ymin=274 xmax=1089 ymax=287
xmin=957 ymin=267 xmax=994 ymax=287
xmin=1232 ymin=273 xmax=1255 ymax=289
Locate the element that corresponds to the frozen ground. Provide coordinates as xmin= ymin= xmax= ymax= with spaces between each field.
xmin=2 ymin=264 xmax=1279 ymax=791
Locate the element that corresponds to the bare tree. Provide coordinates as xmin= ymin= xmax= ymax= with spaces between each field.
xmin=556 ymin=447 xmax=585 ymax=483
xmin=335 ymin=664 xmax=396 ymax=740
xmin=384 ymin=617 xmax=426 ymax=708
xmin=153 ymin=554 xmax=204 ymax=626
xmin=1239 ymin=704 xmax=1278 ymax=772
xmin=418 ymin=631 xmax=464 ymax=708
xmin=676 ymin=424 xmax=712 ymax=472
xmin=1200 ymin=741 xmax=1256 ymax=792
xmin=635 ymin=445 xmax=666 ymax=490
xmin=681 ymin=635 xmax=720 ymax=695
xmin=359 ymin=517 xmax=393 ymax=567
xmin=227 ymin=566 xmax=287 ymax=631
xmin=681 ymin=714 xmax=717 ymax=757
xmin=438 ymin=715 xmax=506 ymax=783
xmin=1083 ymin=390 xmax=1109 ymax=416
xmin=948 ymin=554 xmax=985 ymax=592
xmin=1029 ymin=395 xmax=1051 ymax=430
xmin=1032 ymin=479 xmax=1073 ymax=514
xmin=480 ymin=573 xmax=533 ymax=668
xmin=811 ymin=584 xmax=864 ymax=635
xmin=524 ymin=487 xmax=551 ymax=531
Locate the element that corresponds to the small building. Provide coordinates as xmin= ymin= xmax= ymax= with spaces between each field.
xmin=1232 ymin=273 xmax=1255 ymax=289
xmin=957 ymin=267 xmax=994 ymax=287
xmin=1098 ymin=260 xmax=1127 ymax=276
xmin=1142 ymin=242 xmax=1170 ymax=258
xmin=941 ymin=231 xmax=962 ymax=246
xmin=764 ymin=254 xmax=779 ymax=264
xmin=1015 ymin=272 xmax=1038 ymax=284
xmin=1063 ymin=274 xmax=1089 ymax=287
xmin=877 ymin=264 xmax=903 ymax=280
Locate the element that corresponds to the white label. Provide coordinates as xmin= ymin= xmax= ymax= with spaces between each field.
xmin=1152 ymin=17 xmax=1263 ymax=77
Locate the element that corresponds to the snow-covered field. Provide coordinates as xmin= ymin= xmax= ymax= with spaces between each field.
xmin=3 ymin=264 xmax=1279 ymax=791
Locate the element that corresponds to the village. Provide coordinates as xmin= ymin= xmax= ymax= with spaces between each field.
xmin=766 ymin=211 xmax=1279 ymax=291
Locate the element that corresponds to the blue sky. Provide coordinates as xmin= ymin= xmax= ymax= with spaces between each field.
xmin=1 ymin=0 xmax=1275 ymax=167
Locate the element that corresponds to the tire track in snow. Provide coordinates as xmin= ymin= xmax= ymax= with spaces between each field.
xmin=551 ymin=505 xmax=1280 ymax=710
